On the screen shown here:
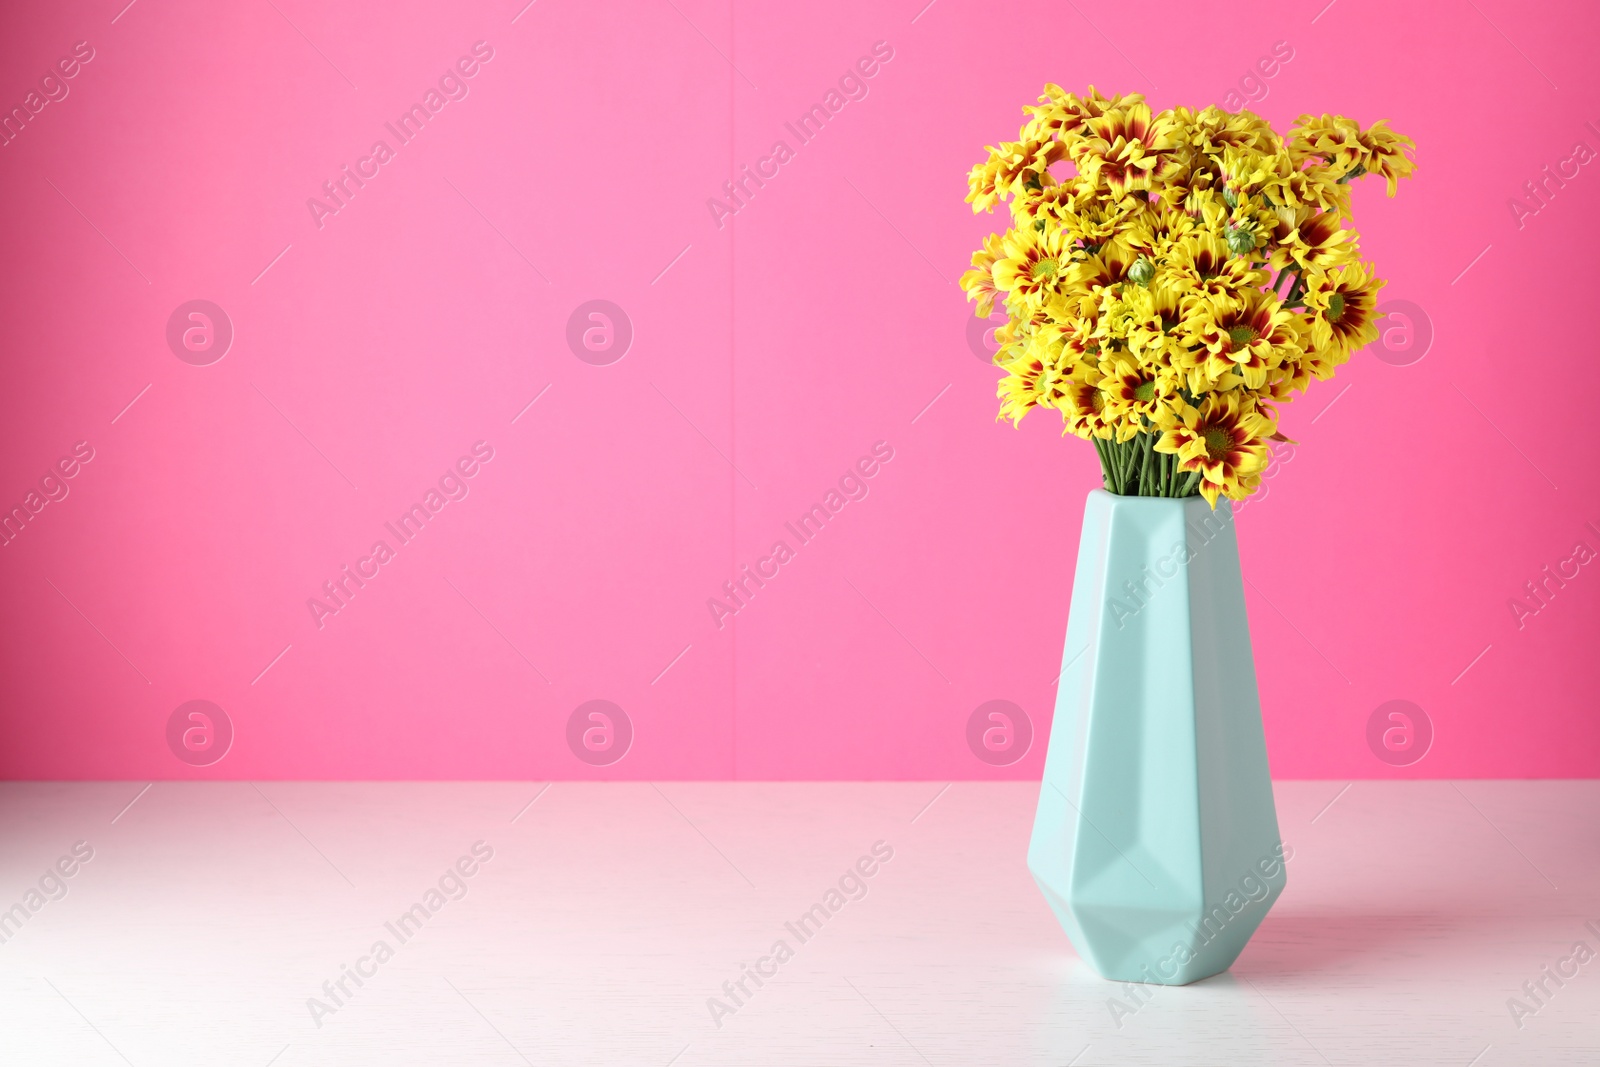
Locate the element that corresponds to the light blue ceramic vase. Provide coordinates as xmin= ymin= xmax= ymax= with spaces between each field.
xmin=1028 ymin=489 xmax=1285 ymax=985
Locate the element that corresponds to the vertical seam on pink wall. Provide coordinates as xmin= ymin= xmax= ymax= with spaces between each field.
xmin=729 ymin=0 xmax=739 ymax=781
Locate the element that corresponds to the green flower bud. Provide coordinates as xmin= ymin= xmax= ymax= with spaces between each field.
xmin=1226 ymin=227 xmax=1257 ymax=255
xmin=1222 ymin=188 xmax=1239 ymax=209
xmin=1128 ymin=257 xmax=1156 ymax=286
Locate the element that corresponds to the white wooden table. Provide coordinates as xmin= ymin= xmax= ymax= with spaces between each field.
xmin=1 ymin=781 xmax=1595 ymax=1065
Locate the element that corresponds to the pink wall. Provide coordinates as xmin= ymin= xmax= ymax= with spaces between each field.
xmin=0 ymin=0 xmax=1595 ymax=781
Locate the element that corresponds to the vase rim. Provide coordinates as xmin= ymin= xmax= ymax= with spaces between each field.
xmin=1087 ymin=487 xmax=1225 ymax=509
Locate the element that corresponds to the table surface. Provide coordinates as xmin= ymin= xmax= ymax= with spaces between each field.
xmin=0 ymin=780 xmax=1596 ymax=1066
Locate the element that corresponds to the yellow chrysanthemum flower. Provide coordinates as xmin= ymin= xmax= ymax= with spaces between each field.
xmin=1071 ymin=237 xmax=1139 ymax=285
xmin=1299 ymin=262 xmax=1385 ymax=362
xmin=968 ymin=86 xmax=1413 ymax=505
xmin=996 ymin=337 xmax=1073 ymax=423
xmin=1121 ymin=280 xmax=1190 ymax=361
xmin=1061 ymin=363 xmax=1123 ymax=441
xmin=1070 ymin=101 xmax=1184 ymax=196
xmin=1099 ymin=353 xmax=1182 ymax=425
xmin=1266 ymin=205 xmax=1359 ymax=272
xmin=966 ymin=137 xmax=1068 ymax=213
xmin=1047 ymin=191 xmax=1141 ymax=245
xmin=1154 ymin=392 xmax=1275 ymax=507
xmin=959 ymin=232 xmax=1006 ymax=318
xmin=1164 ymin=232 xmax=1269 ymax=298
xmin=1022 ymin=84 xmax=1141 ymax=148
xmin=992 ymin=225 xmax=1075 ymax=307
xmin=1122 ymin=204 xmax=1199 ymax=258
xmin=1183 ymin=288 xmax=1303 ymax=391
xmin=1290 ymin=114 xmax=1418 ymax=196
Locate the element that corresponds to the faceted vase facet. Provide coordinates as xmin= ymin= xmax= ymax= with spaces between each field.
xmin=1028 ymin=490 xmax=1285 ymax=985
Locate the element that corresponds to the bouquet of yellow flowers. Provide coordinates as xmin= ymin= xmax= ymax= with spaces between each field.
xmin=962 ymin=87 xmax=1415 ymax=506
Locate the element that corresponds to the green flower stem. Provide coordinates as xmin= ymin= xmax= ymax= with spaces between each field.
xmin=1100 ymin=432 xmax=1219 ymax=499
xmin=1093 ymin=437 xmax=1118 ymax=492
xmin=1140 ymin=431 xmax=1156 ymax=495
